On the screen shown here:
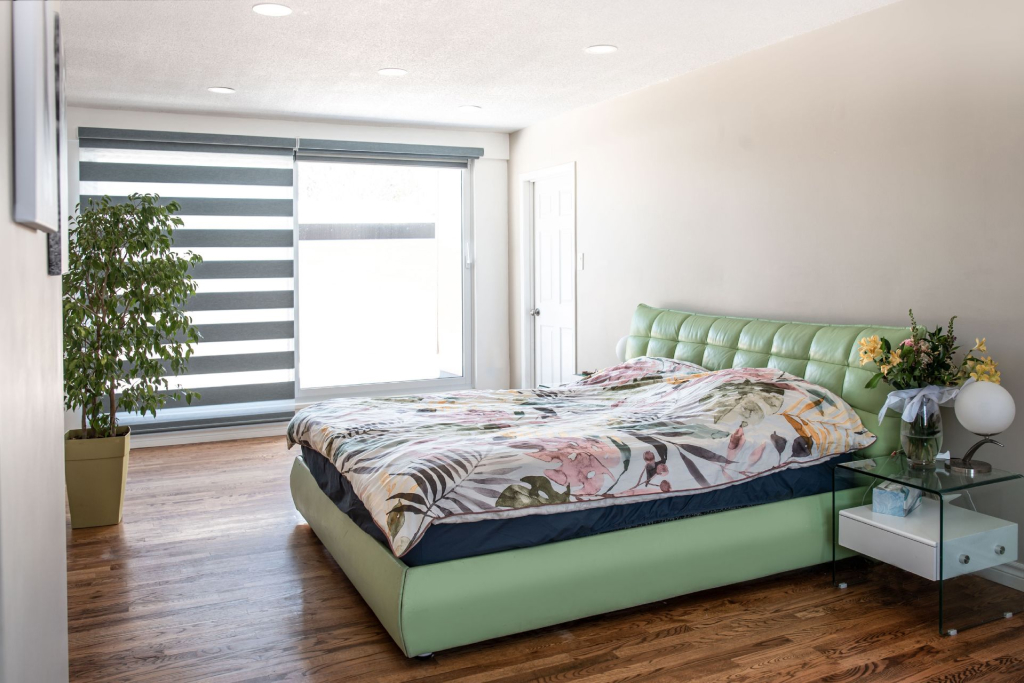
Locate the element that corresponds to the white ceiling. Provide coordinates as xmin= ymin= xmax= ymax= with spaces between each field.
xmin=60 ymin=0 xmax=898 ymax=133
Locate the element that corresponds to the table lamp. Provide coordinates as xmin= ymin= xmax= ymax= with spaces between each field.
xmin=616 ymin=336 xmax=629 ymax=363
xmin=949 ymin=381 xmax=1016 ymax=475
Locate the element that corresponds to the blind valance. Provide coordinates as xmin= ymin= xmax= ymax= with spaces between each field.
xmin=295 ymin=138 xmax=484 ymax=168
xmin=78 ymin=127 xmax=295 ymax=156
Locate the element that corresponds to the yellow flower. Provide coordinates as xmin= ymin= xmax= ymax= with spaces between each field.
xmin=970 ymin=356 xmax=1001 ymax=384
xmin=858 ymin=335 xmax=882 ymax=366
xmin=880 ymin=351 xmax=901 ymax=375
xmin=974 ymin=337 xmax=987 ymax=353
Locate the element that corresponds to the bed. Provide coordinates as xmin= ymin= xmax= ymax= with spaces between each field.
xmin=288 ymin=304 xmax=908 ymax=656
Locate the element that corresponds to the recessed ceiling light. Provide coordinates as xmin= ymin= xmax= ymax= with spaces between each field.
xmin=584 ymin=44 xmax=618 ymax=55
xmin=378 ymin=68 xmax=408 ymax=77
xmin=207 ymin=87 xmax=236 ymax=94
xmin=458 ymin=105 xmax=482 ymax=112
xmin=252 ymin=3 xmax=292 ymax=16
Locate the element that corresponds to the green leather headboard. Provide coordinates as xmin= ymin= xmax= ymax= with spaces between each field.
xmin=626 ymin=304 xmax=909 ymax=457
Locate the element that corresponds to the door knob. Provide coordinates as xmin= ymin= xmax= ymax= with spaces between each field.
xmin=529 ymin=308 xmax=540 ymax=317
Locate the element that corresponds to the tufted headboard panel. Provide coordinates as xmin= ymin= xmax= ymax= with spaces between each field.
xmin=626 ymin=304 xmax=910 ymax=457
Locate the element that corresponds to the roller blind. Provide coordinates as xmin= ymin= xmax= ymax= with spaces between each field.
xmin=78 ymin=128 xmax=297 ymax=434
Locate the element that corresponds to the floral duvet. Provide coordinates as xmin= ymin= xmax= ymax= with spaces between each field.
xmin=287 ymin=357 xmax=876 ymax=557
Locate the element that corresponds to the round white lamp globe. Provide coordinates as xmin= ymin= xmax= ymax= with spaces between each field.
xmin=615 ymin=336 xmax=629 ymax=362
xmin=955 ymin=381 xmax=1016 ymax=436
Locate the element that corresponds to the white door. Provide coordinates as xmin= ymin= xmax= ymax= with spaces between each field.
xmin=532 ymin=171 xmax=575 ymax=387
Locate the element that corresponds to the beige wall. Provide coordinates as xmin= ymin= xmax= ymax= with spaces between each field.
xmin=508 ymin=0 xmax=1024 ymax=473
xmin=0 ymin=2 xmax=70 ymax=680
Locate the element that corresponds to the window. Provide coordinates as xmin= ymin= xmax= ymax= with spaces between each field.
xmin=295 ymin=161 xmax=470 ymax=394
xmin=76 ymin=128 xmax=481 ymax=433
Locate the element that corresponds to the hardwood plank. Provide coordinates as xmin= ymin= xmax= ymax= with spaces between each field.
xmin=67 ymin=437 xmax=1024 ymax=682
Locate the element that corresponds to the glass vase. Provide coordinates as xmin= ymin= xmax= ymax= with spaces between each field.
xmin=900 ymin=398 xmax=943 ymax=469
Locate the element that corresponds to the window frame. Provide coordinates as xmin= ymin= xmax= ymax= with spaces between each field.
xmin=292 ymin=158 xmax=474 ymax=405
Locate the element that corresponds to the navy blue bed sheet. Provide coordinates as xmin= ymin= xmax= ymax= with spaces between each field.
xmin=300 ymin=445 xmax=853 ymax=567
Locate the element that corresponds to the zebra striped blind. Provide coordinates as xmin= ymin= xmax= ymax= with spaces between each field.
xmin=78 ymin=128 xmax=297 ymax=434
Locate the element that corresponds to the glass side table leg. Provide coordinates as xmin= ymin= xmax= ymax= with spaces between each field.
xmin=831 ymin=467 xmax=837 ymax=587
xmin=939 ymin=502 xmax=945 ymax=636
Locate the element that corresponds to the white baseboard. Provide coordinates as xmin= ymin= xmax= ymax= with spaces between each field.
xmin=130 ymin=421 xmax=288 ymax=449
xmin=978 ymin=561 xmax=1024 ymax=593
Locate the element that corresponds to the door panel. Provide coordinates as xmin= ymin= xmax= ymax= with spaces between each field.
xmin=532 ymin=170 xmax=575 ymax=387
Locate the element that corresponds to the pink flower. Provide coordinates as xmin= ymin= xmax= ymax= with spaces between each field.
xmin=747 ymin=442 xmax=766 ymax=467
xmin=544 ymin=453 xmax=614 ymax=495
xmin=727 ymin=427 xmax=745 ymax=461
xmin=655 ymin=463 xmax=668 ymax=476
xmin=511 ymin=437 xmax=619 ymax=496
xmin=660 ymin=480 xmax=671 ymax=493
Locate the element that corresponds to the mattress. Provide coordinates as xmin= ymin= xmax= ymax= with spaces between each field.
xmin=301 ymin=445 xmax=854 ymax=567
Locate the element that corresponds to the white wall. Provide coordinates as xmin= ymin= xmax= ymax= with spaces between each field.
xmin=472 ymin=158 xmax=509 ymax=388
xmin=67 ymin=106 xmax=511 ymax=398
xmin=508 ymin=0 xmax=1024 ymax=532
xmin=0 ymin=3 xmax=71 ymax=681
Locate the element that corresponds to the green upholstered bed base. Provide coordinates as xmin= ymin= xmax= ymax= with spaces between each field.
xmin=290 ymin=305 xmax=909 ymax=657
xmin=292 ymin=455 xmax=869 ymax=657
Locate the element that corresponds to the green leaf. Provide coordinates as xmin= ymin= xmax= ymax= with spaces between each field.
xmin=387 ymin=492 xmax=428 ymax=507
xmin=806 ymin=388 xmax=837 ymax=409
xmin=495 ymin=476 xmax=571 ymax=509
xmin=608 ymin=436 xmax=632 ymax=473
xmin=62 ymin=194 xmax=202 ymax=436
xmin=386 ymin=508 xmax=406 ymax=539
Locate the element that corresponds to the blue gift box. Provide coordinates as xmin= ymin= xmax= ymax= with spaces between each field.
xmin=872 ymin=481 xmax=922 ymax=517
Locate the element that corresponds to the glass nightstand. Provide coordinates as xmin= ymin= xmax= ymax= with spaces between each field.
xmin=832 ymin=455 xmax=1024 ymax=636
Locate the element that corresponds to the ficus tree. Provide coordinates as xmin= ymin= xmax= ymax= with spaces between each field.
xmin=64 ymin=194 xmax=202 ymax=438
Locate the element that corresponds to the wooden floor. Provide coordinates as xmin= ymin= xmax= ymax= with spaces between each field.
xmin=68 ymin=437 xmax=1024 ymax=683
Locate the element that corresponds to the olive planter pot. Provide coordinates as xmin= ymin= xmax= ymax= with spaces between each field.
xmin=64 ymin=426 xmax=130 ymax=528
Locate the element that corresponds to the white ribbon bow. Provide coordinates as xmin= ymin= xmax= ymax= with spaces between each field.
xmin=877 ymin=383 xmax=965 ymax=424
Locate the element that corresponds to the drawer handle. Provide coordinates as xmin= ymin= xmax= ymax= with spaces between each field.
xmin=959 ymin=554 xmax=971 ymax=565
xmin=995 ymin=545 xmax=1006 ymax=556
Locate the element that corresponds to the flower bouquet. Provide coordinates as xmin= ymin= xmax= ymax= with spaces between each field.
xmin=858 ymin=310 xmax=1000 ymax=468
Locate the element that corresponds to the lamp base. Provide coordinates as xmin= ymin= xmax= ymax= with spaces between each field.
xmin=945 ymin=458 xmax=993 ymax=476
xmin=945 ymin=437 xmax=1003 ymax=476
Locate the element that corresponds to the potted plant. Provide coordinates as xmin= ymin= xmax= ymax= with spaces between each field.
xmin=858 ymin=310 xmax=1000 ymax=469
xmin=63 ymin=194 xmax=202 ymax=528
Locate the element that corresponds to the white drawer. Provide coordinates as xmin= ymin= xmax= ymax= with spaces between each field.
xmin=839 ymin=498 xmax=1018 ymax=581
